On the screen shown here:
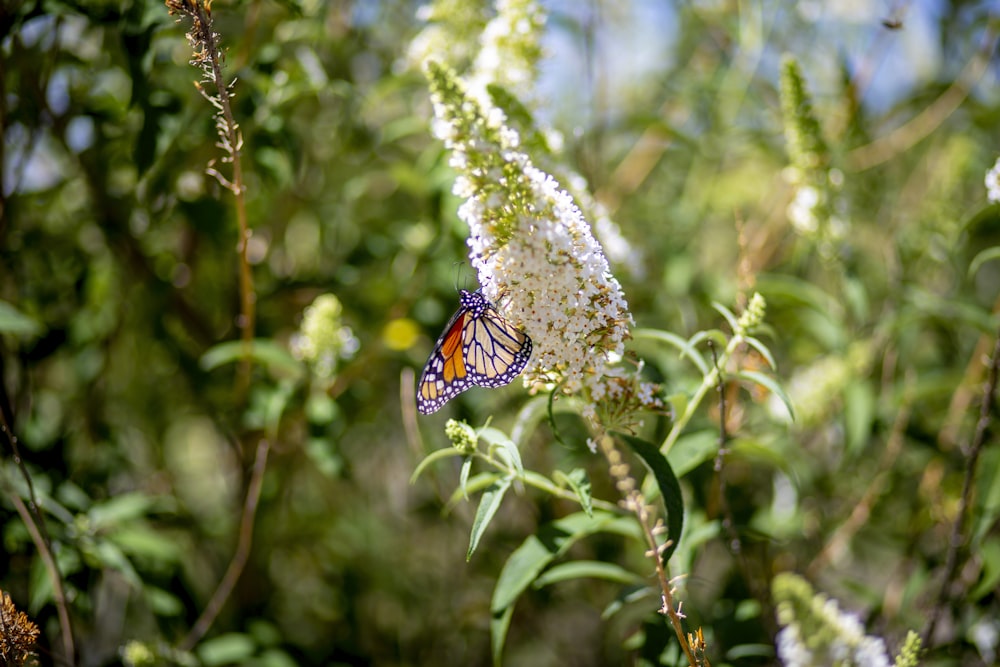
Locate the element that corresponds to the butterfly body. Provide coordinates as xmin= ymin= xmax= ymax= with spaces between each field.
xmin=417 ymin=290 xmax=532 ymax=414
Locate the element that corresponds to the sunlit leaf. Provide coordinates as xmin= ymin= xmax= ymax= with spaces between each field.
xmin=467 ymin=476 xmax=513 ymax=560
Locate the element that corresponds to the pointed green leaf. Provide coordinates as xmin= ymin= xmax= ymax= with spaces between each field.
xmin=615 ymin=432 xmax=684 ymax=563
xmin=712 ymin=302 xmax=740 ymax=331
xmin=554 ymin=468 xmax=593 ymax=517
xmin=533 ymin=560 xmax=644 ymax=588
xmin=446 ymin=472 xmax=503 ymax=513
xmin=200 ymin=339 xmax=305 ymax=381
xmin=459 ymin=456 xmax=473 ymax=500
xmin=736 ymin=370 xmax=795 ymax=421
xmin=467 ymin=476 xmax=512 ymax=561
xmin=744 ymin=335 xmax=777 ymax=370
xmin=409 ymin=447 xmax=464 ymax=483
xmin=969 ymin=246 xmax=1000 ymax=278
xmin=632 ymin=329 xmax=709 ymax=373
xmin=480 ymin=427 xmax=523 ymax=477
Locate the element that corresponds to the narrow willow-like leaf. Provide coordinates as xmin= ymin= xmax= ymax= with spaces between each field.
xmin=737 ymin=369 xmax=796 ymax=422
xmin=480 ymin=427 xmax=523 ymax=477
xmin=712 ymin=301 xmax=740 ymax=331
xmin=667 ymin=430 xmax=719 ymax=478
xmin=489 ymin=512 xmax=638 ymax=662
xmin=744 ymin=335 xmax=778 ymax=370
xmin=615 ymin=432 xmax=684 ymax=564
xmin=446 ymin=472 xmax=503 ymax=514
xmin=533 ymin=560 xmax=643 ymax=588
xmin=554 ymin=468 xmax=593 ymax=517
xmin=467 ymin=476 xmax=513 ymax=561
xmin=409 ymin=447 xmax=464 ymax=484
xmin=459 ymin=456 xmax=473 ymax=500
xmin=969 ymin=245 xmax=1000 ymax=278
xmin=200 ymin=339 xmax=305 ymax=381
xmin=632 ymin=329 xmax=709 ymax=373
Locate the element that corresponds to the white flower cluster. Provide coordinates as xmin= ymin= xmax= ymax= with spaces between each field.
xmin=776 ymin=577 xmax=892 ymax=667
xmin=470 ymin=0 xmax=546 ymax=100
xmin=986 ymin=156 xmax=1000 ymax=203
xmin=426 ymin=63 xmax=657 ymax=415
xmin=777 ymin=615 xmax=890 ymax=667
xmin=468 ymin=163 xmax=633 ymax=396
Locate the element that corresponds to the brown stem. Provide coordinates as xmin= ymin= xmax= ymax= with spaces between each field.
xmin=191 ymin=0 xmax=256 ymax=395
xmin=596 ymin=434 xmax=700 ymax=667
xmin=180 ymin=438 xmax=270 ymax=651
xmin=0 ymin=418 xmax=75 ymax=664
xmin=922 ymin=326 xmax=1000 ymax=645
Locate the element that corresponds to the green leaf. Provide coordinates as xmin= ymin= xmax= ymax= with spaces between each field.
xmin=200 ymin=339 xmax=305 ymax=381
xmin=843 ymin=379 xmax=874 ymax=458
xmin=533 ymin=560 xmax=643 ymax=588
xmin=554 ymin=468 xmax=593 ymax=517
xmin=969 ymin=245 xmax=1000 ymax=278
xmin=88 ymin=492 xmax=157 ymax=529
xmin=459 ymin=456 xmax=473 ymax=500
xmin=491 ymin=511 xmax=631 ymax=612
xmin=143 ymin=585 xmax=184 ymax=616
xmin=109 ymin=525 xmax=182 ymax=564
xmin=712 ymin=301 xmax=740 ymax=331
xmin=446 ymin=472 xmax=504 ymax=513
xmin=737 ymin=370 xmax=795 ymax=422
xmin=197 ymin=632 xmax=256 ymax=666
xmin=744 ymin=335 xmax=777 ymax=370
xmin=615 ymin=432 xmax=684 ymax=563
xmin=0 ymin=300 xmax=43 ymax=338
xmin=667 ymin=430 xmax=719 ymax=478
xmin=409 ymin=447 xmax=464 ymax=483
xmin=632 ymin=329 xmax=710 ymax=374
xmin=971 ymin=537 xmax=1000 ymax=600
xmin=480 ymin=427 xmax=523 ymax=477
xmin=467 ymin=476 xmax=513 ymax=561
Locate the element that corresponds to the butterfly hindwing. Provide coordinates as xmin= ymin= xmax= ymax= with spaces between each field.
xmin=416 ymin=290 xmax=532 ymax=414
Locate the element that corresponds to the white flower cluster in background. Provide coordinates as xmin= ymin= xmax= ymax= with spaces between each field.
xmin=290 ymin=294 xmax=359 ymax=382
xmin=469 ymin=0 xmax=546 ymax=100
xmin=985 ymin=156 xmax=1000 ymax=203
xmin=774 ymin=573 xmax=894 ymax=667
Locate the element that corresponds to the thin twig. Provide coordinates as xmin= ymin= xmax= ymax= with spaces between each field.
xmin=0 ymin=418 xmax=74 ymax=664
xmin=922 ymin=326 xmax=1000 ymax=646
xmin=180 ymin=438 xmax=271 ymax=651
xmin=170 ymin=0 xmax=256 ymax=394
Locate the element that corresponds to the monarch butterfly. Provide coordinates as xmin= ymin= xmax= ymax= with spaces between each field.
xmin=417 ymin=290 xmax=532 ymax=414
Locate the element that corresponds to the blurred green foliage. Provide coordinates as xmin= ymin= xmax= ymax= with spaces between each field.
xmin=1 ymin=0 xmax=999 ymax=665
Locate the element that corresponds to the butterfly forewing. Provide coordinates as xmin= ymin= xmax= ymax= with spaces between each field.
xmin=416 ymin=290 xmax=532 ymax=414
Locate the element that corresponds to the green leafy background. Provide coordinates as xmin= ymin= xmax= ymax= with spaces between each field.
xmin=1 ymin=1 xmax=999 ymax=665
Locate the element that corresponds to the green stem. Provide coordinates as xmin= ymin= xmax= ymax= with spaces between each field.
xmin=660 ymin=330 xmax=746 ymax=456
xmin=478 ymin=453 xmax=621 ymax=513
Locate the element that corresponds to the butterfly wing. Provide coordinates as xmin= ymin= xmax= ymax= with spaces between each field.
xmin=463 ymin=307 xmax=532 ymax=388
xmin=416 ymin=290 xmax=532 ymax=414
xmin=417 ymin=303 xmax=475 ymax=414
